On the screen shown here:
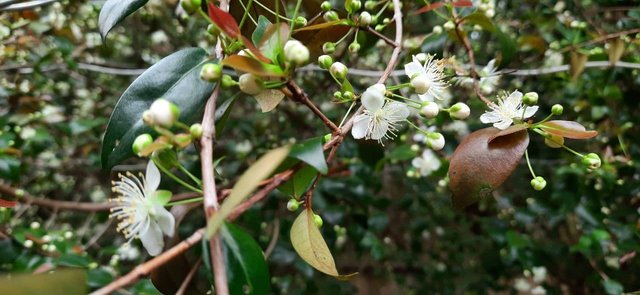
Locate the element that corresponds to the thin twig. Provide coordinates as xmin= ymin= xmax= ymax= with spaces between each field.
xmin=264 ymin=219 xmax=280 ymax=259
xmin=364 ymin=26 xmax=399 ymax=47
xmin=559 ymin=28 xmax=640 ymax=53
xmin=286 ymin=81 xmax=340 ymax=133
xmin=175 ymin=259 xmax=203 ymax=295
xmin=90 ymin=229 xmax=205 ymax=295
xmin=0 ymin=183 xmax=113 ymax=212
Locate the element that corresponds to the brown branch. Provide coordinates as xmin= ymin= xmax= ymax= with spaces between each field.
xmin=364 ymin=26 xmax=399 ymax=47
xmin=90 ymin=229 xmax=205 ymax=295
xmin=286 ymin=80 xmax=340 ymax=133
xmin=0 ymin=183 xmax=113 ymax=212
xmin=559 ymin=28 xmax=640 ymax=53
xmin=452 ymin=14 xmax=493 ymax=106
xmin=176 ymin=259 xmax=202 ymax=295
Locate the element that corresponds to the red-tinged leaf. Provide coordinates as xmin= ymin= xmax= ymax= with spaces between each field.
xmin=448 ymin=127 xmax=529 ymax=210
xmin=241 ymin=36 xmax=272 ymax=63
xmin=223 ymin=55 xmax=284 ymax=77
xmin=293 ymin=20 xmax=347 ymax=32
xmin=259 ymin=23 xmax=290 ymax=61
xmin=208 ymin=3 xmax=240 ymax=38
xmin=453 ymin=0 xmax=474 ymax=7
xmin=414 ymin=0 xmax=472 ymax=15
xmin=488 ymin=124 xmax=528 ymax=143
xmin=0 ymin=199 xmax=16 ymax=208
xmin=293 ymin=24 xmax=351 ymax=59
xmin=539 ymin=120 xmax=598 ymax=139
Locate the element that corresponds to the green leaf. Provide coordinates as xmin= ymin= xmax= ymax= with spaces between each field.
xmin=101 ymin=48 xmax=215 ymax=169
xmin=98 ymin=0 xmax=149 ymax=39
xmin=0 ymin=269 xmax=86 ymax=295
xmin=278 ymin=165 xmax=318 ymax=198
xmin=252 ymin=16 xmax=272 ymax=46
xmin=258 ymin=23 xmax=289 ymax=62
xmin=290 ymin=209 xmax=356 ymax=279
xmin=215 ymin=94 xmax=239 ymax=135
xmin=221 ymin=223 xmax=271 ymax=295
xmin=206 ymin=145 xmax=291 ymax=237
xmin=289 ymin=137 xmax=328 ymax=174
xmin=602 ymin=279 xmax=624 ymax=295
xmin=496 ymin=29 xmax=517 ymax=67
xmin=462 ymin=12 xmax=495 ymax=32
xmin=448 ymin=127 xmax=529 ymax=210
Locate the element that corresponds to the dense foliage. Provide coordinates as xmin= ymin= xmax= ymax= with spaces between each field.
xmin=1 ymin=0 xmax=640 ymax=294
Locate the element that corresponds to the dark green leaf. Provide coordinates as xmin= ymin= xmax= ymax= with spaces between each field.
xmin=463 ymin=12 xmax=495 ymax=32
xmin=289 ymin=137 xmax=328 ymax=174
xmin=221 ymin=223 xmax=271 ymax=295
xmin=252 ymin=16 xmax=272 ymax=46
xmin=98 ymin=0 xmax=149 ymax=39
xmin=278 ymin=165 xmax=318 ymax=198
xmin=215 ymin=94 xmax=239 ymax=135
xmin=101 ymin=48 xmax=215 ymax=168
xmin=496 ymin=29 xmax=517 ymax=67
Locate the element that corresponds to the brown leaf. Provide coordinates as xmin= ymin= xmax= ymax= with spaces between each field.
xmin=222 ymin=55 xmax=283 ymax=77
xmin=569 ymin=51 xmax=588 ymax=80
xmin=293 ymin=20 xmax=346 ymax=32
xmin=448 ymin=127 xmax=529 ymax=210
xmin=293 ymin=23 xmax=351 ymax=59
xmin=487 ymin=124 xmax=528 ymax=143
xmin=538 ymin=120 xmax=598 ymax=139
xmin=608 ymin=38 xmax=625 ymax=65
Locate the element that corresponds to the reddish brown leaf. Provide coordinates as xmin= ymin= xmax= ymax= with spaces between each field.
xmin=538 ymin=120 xmax=598 ymax=139
xmin=488 ymin=124 xmax=528 ymax=143
xmin=208 ymin=3 xmax=240 ymax=38
xmin=414 ymin=0 xmax=472 ymax=15
xmin=0 ymin=198 xmax=16 ymax=208
xmin=223 ymin=55 xmax=284 ymax=77
xmin=241 ymin=36 xmax=272 ymax=63
xmin=293 ymin=24 xmax=351 ymax=59
xmin=448 ymin=127 xmax=529 ymax=210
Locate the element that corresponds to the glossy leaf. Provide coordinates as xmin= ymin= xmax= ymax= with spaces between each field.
xmin=278 ymin=165 xmax=317 ymax=198
xmin=222 ymin=55 xmax=284 ymax=77
xmin=293 ymin=20 xmax=346 ymax=32
xmin=488 ymin=124 xmax=528 ymax=143
xmin=206 ymin=146 xmax=291 ymax=237
xmin=251 ymin=15 xmax=271 ymax=46
xmin=289 ymin=137 xmax=328 ymax=174
xmin=101 ymin=48 xmax=215 ymax=168
xmin=448 ymin=127 xmax=529 ymax=210
xmin=290 ymin=209 xmax=356 ymax=279
xmin=215 ymin=94 xmax=239 ymax=135
xmin=254 ymin=89 xmax=285 ymax=112
xmin=258 ymin=23 xmax=289 ymax=62
xmin=221 ymin=223 xmax=271 ymax=295
xmin=98 ymin=0 xmax=148 ymax=39
xmin=539 ymin=120 xmax=598 ymax=139
xmin=207 ymin=2 xmax=240 ymax=38
xmin=0 ymin=269 xmax=86 ymax=295
xmin=496 ymin=29 xmax=517 ymax=67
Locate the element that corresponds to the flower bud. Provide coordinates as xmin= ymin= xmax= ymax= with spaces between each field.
xmin=427 ymin=132 xmax=445 ymax=150
xmin=190 ymin=123 xmax=203 ymax=139
xmin=551 ymin=104 xmax=563 ymax=115
xmin=530 ymin=176 xmax=547 ymax=191
xmin=149 ymin=99 xmax=180 ymax=127
xmin=238 ymin=73 xmax=263 ymax=95
xmin=294 ymin=16 xmax=307 ymax=28
xmin=523 ymin=92 xmax=539 ymax=106
xmin=318 ymin=55 xmax=333 ymax=69
xmin=142 ymin=110 xmax=155 ymax=125
xmin=200 ymin=63 xmax=222 ymax=82
xmin=443 ymin=21 xmax=455 ymax=31
xmin=449 ymin=102 xmax=471 ymax=120
xmin=485 ymin=9 xmax=495 ymax=18
xmin=284 ymin=40 xmax=310 ymax=66
xmin=420 ymin=101 xmax=439 ymax=118
xmin=342 ymin=91 xmax=354 ymax=100
xmin=432 ymin=25 xmax=443 ymax=34
xmin=382 ymin=18 xmax=390 ymax=25
xmin=181 ymin=0 xmax=201 ymax=14
xmin=582 ymin=153 xmax=601 ymax=169
xmin=320 ymin=1 xmax=332 ymax=12
xmin=359 ymin=11 xmax=372 ymax=26
xmin=30 ymin=222 xmax=40 ymax=229
xmin=286 ymin=199 xmax=300 ymax=211
xmin=221 ymin=74 xmax=238 ymax=88
xmin=323 ymin=11 xmax=339 ymax=22
xmin=322 ymin=42 xmax=336 ymax=54
xmin=349 ymin=0 xmax=362 ymax=11
xmin=132 ymin=133 xmax=154 ymax=156
xmin=410 ymin=74 xmax=431 ymax=95
xmin=364 ymin=0 xmax=376 ymax=10
xmin=348 ymin=42 xmax=360 ymax=53
xmin=313 ymin=214 xmax=324 ymax=228
xmin=330 ymin=62 xmax=348 ymax=80
xmin=333 ymin=91 xmax=343 ymax=99
xmin=544 ymin=133 xmax=564 ymax=148
xmin=207 ymin=24 xmax=220 ymax=37
xmin=24 ymin=240 xmax=33 ymax=248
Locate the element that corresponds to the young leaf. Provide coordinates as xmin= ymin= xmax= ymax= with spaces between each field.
xmin=222 ymin=55 xmax=284 ymax=77
xmin=448 ymin=127 xmax=529 ymax=210
xmin=215 ymin=94 xmax=239 ymax=135
xmin=221 ymin=223 xmax=271 ymax=295
xmin=206 ymin=146 xmax=291 ymax=238
xmin=0 ymin=269 xmax=86 ymax=295
xmin=207 ymin=2 xmax=240 ymax=38
xmin=0 ymin=198 xmax=16 ymax=208
xmin=289 ymin=137 xmax=328 ymax=174
xmin=253 ymin=89 xmax=285 ymax=112
xmin=258 ymin=23 xmax=290 ymax=62
xmin=98 ymin=0 xmax=148 ymax=39
xmin=251 ymin=15 xmax=272 ymax=46
xmin=290 ymin=209 xmax=356 ymax=279
xmin=101 ymin=48 xmax=215 ymax=168
xmin=487 ymin=124 xmax=528 ymax=143
xmin=538 ymin=120 xmax=598 ymax=139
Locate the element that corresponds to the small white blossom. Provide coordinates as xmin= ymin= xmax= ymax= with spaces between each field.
xmin=456 ymin=59 xmax=500 ymax=94
xmin=532 ymin=266 xmax=547 ymax=283
xmin=412 ymin=149 xmax=441 ymax=176
xmin=531 ymin=286 xmax=547 ymax=295
xmin=404 ymin=54 xmax=448 ymax=100
xmin=352 ymin=84 xmax=410 ymax=144
xmin=110 ymin=161 xmax=175 ymax=256
xmin=513 ymin=278 xmax=531 ymax=292
xmin=480 ymin=90 xmax=538 ymax=130
xmin=427 ymin=132 xmax=445 ymax=150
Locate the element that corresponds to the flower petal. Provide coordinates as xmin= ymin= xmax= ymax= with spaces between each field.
xmin=361 ymin=89 xmax=384 ymax=111
xmin=139 ymin=219 xmax=164 ymax=256
xmin=154 ymin=205 xmax=175 ymax=237
xmin=404 ymin=61 xmax=424 ymax=78
xmin=370 ymin=120 xmax=389 ymax=140
xmin=351 ymin=115 xmax=370 ymax=139
xmin=493 ymin=119 xmax=513 ymax=130
xmin=523 ymin=105 xmax=539 ymax=119
xmin=145 ymin=161 xmax=161 ymax=193
xmin=386 ymin=102 xmax=410 ymax=120
xmin=505 ymin=90 xmax=523 ymax=107
xmin=480 ymin=111 xmax=501 ymax=123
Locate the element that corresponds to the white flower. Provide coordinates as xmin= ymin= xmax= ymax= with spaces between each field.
xmin=404 ymin=54 xmax=448 ymax=100
xmin=456 ymin=59 xmax=500 ymax=94
xmin=110 ymin=161 xmax=175 ymax=256
xmin=480 ymin=90 xmax=538 ymax=130
xmin=284 ymin=40 xmax=309 ymax=65
xmin=352 ymin=84 xmax=410 ymax=143
xmin=532 ymin=266 xmax=547 ymax=283
xmin=427 ymin=132 xmax=445 ymax=150
xmin=513 ymin=278 xmax=531 ymax=292
xmin=420 ymin=101 xmax=439 ymax=118
xmin=531 ymin=286 xmax=547 ymax=295
xmin=412 ymin=149 xmax=441 ymax=176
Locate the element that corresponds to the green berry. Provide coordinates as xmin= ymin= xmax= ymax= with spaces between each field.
xmin=313 ymin=214 xmax=323 ymax=227
xmin=132 ymin=134 xmax=153 ymax=156
xmin=530 ymin=176 xmax=547 ymax=191
xmin=551 ymin=104 xmax=563 ymax=115
xmin=523 ymin=92 xmax=539 ymax=106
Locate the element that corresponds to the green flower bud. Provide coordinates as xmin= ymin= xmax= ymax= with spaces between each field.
xmin=443 ymin=21 xmax=455 ymax=31
xmin=132 ymin=134 xmax=153 ymax=156
xmin=333 ymin=91 xmax=343 ymax=99
xmin=207 ymin=24 xmax=220 ymax=37
xmin=221 ymin=74 xmax=238 ymax=88
xmin=190 ymin=123 xmax=203 ymax=139
xmin=294 ymin=16 xmax=307 ymax=28
xmin=181 ymin=0 xmax=201 ymax=14
xmin=523 ymin=92 xmax=539 ymax=106
xmin=200 ymin=63 xmax=222 ymax=82
xmin=359 ymin=11 xmax=372 ymax=26
xmin=375 ymin=24 xmax=385 ymax=32
xmin=320 ymin=1 xmax=332 ymax=12
xmin=348 ymin=42 xmax=360 ymax=53
xmin=284 ymin=40 xmax=310 ymax=66
xmin=322 ymin=42 xmax=336 ymax=54
xmin=382 ymin=18 xmax=390 ymax=25
xmin=323 ymin=11 xmax=339 ymax=22
xmin=349 ymin=0 xmax=362 ymax=11
xmin=342 ymin=91 xmax=354 ymax=100
xmin=286 ymin=199 xmax=300 ymax=211
xmin=149 ymin=99 xmax=180 ymax=127
xmin=364 ymin=0 xmax=376 ymax=10
xmin=530 ymin=176 xmax=547 ymax=191
xmin=318 ymin=55 xmax=333 ymax=69
xmin=313 ymin=214 xmax=323 ymax=228
xmin=449 ymin=102 xmax=471 ymax=120
xmin=551 ymin=104 xmax=563 ymax=115
xmin=239 ymin=73 xmax=264 ymax=95
xmin=330 ymin=62 xmax=348 ymax=80
xmin=582 ymin=153 xmax=601 ymax=169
